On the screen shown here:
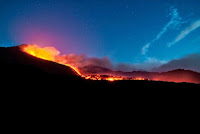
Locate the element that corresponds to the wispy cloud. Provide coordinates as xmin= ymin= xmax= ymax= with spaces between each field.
xmin=141 ymin=6 xmax=183 ymax=55
xmin=141 ymin=43 xmax=150 ymax=55
xmin=114 ymin=57 xmax=168 ymax=72
xmin=168 ymin=20 xmax=200 ymax=47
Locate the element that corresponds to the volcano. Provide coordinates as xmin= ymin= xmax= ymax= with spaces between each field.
xmin=0 ymin=45 xmax=200 ymax=89
xmin=0 ymin=46 xmax=79 ymax=78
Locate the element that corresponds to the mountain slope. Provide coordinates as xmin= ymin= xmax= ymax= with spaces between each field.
xmin=0 ymin=46 xmax=199 ymax=90
xmin=0 ymin=46 xmax=79 ymax=77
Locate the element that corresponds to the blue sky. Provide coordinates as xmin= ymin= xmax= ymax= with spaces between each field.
xmin=0 ymin=0 xmax=200 ymax=70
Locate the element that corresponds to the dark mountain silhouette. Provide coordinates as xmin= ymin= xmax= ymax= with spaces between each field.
xmin=1 ymin=45 xmax=200 ymax=133
xmin=0 ymin=45 xmax=199 ymax=90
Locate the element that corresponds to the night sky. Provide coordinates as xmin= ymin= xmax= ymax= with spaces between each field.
xmin=0 ymin=0 xmax=200 ymax=70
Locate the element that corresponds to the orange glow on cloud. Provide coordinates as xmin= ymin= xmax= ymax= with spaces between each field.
xmin=21 ymin=44 xmax=81 ymax=76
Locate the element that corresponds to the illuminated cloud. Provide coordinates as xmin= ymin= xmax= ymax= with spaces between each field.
xmin=168 ymin=20 xmax=200 ymax=47
xmin=141 ymin=6 xmax=183 ymax=55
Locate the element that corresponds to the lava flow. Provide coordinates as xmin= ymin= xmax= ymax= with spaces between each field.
xmin=21 ymin=44 xmax=82 ymax=76
xmin=21 ymin=44 xmax=146 ymax=82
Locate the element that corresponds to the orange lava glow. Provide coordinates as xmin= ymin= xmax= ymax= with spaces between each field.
xmin=22 ymin=44 xmax=59 ymax=61
xmin=133 ymin=77 xmax=145 ymax=80
xmin=21 ymin=44 xmax=81 ymax=76
xmin=21 ymin=44 xmax=147 ymax=82
xmin=106 ymin=77 xmax=123 ymax=82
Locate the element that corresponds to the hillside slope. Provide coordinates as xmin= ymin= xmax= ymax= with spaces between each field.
xmin=0 ymin=46 xmax=79 ymax=77
xmin=0 ymin=46 xmax=199 ymax=89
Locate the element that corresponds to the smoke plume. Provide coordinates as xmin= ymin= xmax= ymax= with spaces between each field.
xmin=55 ymin=54 xmax=113 ymax=69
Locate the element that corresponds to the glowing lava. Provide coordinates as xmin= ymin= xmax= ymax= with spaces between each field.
xmin=21 ymin=44 xmax=81 ymax=76
xmin=106 ymin=77 xmax=123 ymax=82
xmin=21 ymin=44 xmax=146 ymax=82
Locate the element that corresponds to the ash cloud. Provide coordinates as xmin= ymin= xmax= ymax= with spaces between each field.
xmin=153 ymin=53 xmax=200 ymax=72
xmin=56 ymin=53 xmax=168 ymax=72
xmin=55 ymin=53 xmax=166 ymax=72
xmin=55 ymin=53 xmax=113 ymax=69
xmin=55 ymin=53 xmax=139 ymax=72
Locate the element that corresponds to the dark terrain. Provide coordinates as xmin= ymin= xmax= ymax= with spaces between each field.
xmin=1 ymin=46 xmax=199 ymax=133
xmin=0 ymin=46 xmax=199 ymax=89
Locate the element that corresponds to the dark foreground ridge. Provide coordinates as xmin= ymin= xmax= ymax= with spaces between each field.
xmin=0 ymin=45 xmax=199 ymax=90
xmin=1 ymin=46 xmax=200 ymax=133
